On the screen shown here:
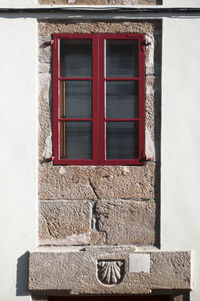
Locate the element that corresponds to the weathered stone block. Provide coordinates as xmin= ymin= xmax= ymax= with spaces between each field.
xmin=38 ymin=62 xmax=52 ymax=74
xmin=39 ymin=0 xmax=107 ymax=4
xmin=150 ymin=252 xmax=191 ymax=289
xmin=38 ymin=0 xmax=161 ymax=3
xmin=39 ymin=163 xmax=155 ymax=200
xmin=39 ymin=200 xmax=92 ymax=245
xmin=29 ymin=248 xmax=190 ymax=294
xmin=108 ymin=0 xmax=159 ymax=4
xmin=95 ymin=199 xmax=156 ymax=245
xmin=90 ymin=230 xmax=106 ymax=245
xmin=38 ymin=21 xmax=160 ymax=37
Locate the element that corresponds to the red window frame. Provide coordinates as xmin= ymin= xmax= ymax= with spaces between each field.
xmin=52 ymin=33 xmax=146 ymax=165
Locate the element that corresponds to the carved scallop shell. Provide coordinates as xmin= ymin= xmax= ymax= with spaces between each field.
xmin=97 ymin=260 xmax=125 ymax=285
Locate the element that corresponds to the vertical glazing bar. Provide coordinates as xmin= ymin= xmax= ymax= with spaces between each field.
xmin=60 ymin=81 xmax=66 ymax=158
xmin=99 ymin=35 xmax=106 ymax=164
xmin=139 ymin=35 xmax=146 ymax=160
xmin=92 ymin=34 xmax=99 ymax=164
xmin=60 ymin=81 xmax=66 ymax=117
xmin=52 ymin=35 xmax=59 ymax=163
xmin=60 ymin=122 xmax=66 ymax=158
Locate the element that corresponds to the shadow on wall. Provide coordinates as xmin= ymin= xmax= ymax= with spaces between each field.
xmin=16 ymin=252 xmax=30 ymax=296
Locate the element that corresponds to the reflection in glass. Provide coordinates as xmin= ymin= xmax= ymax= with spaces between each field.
xmin=60 ymin=40 xmax=92 ymax=77
xmin=106 ymin=122 xmax=139 ymax=159
xmin=60 ymin=122 xmax=92 ymax=159
xmin=60 ymin=81 xmax=92 ymax=118
xmin=106 ymin=40 xmax=138 ymax=78
xmin=106 ymin=81 xmax=138 ymax=118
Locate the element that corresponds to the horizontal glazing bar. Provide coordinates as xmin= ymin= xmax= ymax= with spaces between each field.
xmin=101 ymin=159 xmax=142 ymax=164
xmin=105 ymin=118 xmax=139 ymax=122
xmin=56 ymin=159 xmax=98 ymax=165
xmin=59 ymin=77 xmax=93 ymax=80
xmin=104 ymin=78 xmax=139 ymax=81
xmin=59 ymin=118 xmax=93 ymax=121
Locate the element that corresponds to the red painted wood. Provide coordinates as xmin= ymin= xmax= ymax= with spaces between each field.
xmin=58 ymin=119 xmax=93 ymax=122
xmin=58 ymin=77 xmax=93 ymax=80
xmin=53 ymin=33 xmax=98 ymax=165
xmin=99 ymin=33 xmax=145 ymax=165
xmin=105 ymin=78 xmax=139 ymax=81
xmin=99 ymin=34 xmax=106 ymax=165
xmin=139 ymin=34 xmax=146 ymax=161
xmin=52 ymin=33 xmax=146 ymax=165
xmin=52 ymin=34 xmax=59 ymax=163
xmin=105 ymin=119 xmax=139 ymax=122
xmin=92 ymin=34 xmax=99 ymax=164
xmin=54 ymin=158 xmax=97 ymax=165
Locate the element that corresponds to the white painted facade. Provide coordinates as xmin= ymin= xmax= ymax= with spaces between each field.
xmin=0 ymin=0 xmax=200 ymax=300
xmin=161 ymin=17 xmax=200 ymax=300
xmin=0 ymin=14 xmax=38 ymax=301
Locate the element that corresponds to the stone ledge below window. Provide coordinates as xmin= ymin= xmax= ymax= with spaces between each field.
xmin=29 ymin=247 xmax=191 ymax=295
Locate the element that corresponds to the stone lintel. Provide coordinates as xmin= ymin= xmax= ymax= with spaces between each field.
xmin=29 ymin=248 xmax=190 ymax=294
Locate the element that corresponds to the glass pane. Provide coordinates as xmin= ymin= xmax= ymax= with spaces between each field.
xmin=60 ymin=122 xmax=92 ymax=159
xmin=106 ymin=40 xmax=138 ymax=78
xmin=60 ymin=40 xmax=92 ymax=77
xmin=106 ymin=81 xmax=138 ymax=118
xmin=60 ymin=81 xmax=92 ymax=118
xmin=106 ymin=122 xmax=139 ymax=159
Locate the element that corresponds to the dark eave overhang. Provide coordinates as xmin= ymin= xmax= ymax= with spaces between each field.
xmin=0 ymin=7 xmax=200 ymax=14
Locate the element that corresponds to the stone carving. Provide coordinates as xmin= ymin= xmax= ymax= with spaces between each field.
xmin=97 ymin=260 xmax=125 ymax=285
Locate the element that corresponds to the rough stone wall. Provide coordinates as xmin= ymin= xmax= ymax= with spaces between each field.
xmin=38 ymin=0 xmax=162 ymax=5
xmin=38 ymin=20 xmax=162 ymax=247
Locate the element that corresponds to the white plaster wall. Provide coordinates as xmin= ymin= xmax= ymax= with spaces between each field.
xmin=163 ymin=0 xmax=200 ymax=8
xmin=161 ymin=18 xmax=200 ymax=300
xmin=0 ymin=17 xmax=37 ymax=301
xmin=0 ymin=0 xmax=36 ymax=8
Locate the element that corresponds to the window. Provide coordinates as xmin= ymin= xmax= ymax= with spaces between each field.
xmin=52 ymin=33 xmax=146 ymax=165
